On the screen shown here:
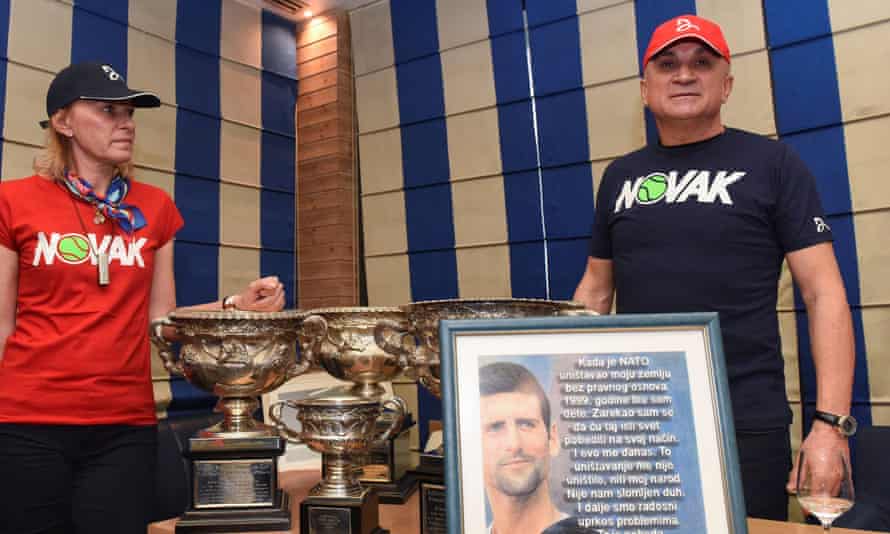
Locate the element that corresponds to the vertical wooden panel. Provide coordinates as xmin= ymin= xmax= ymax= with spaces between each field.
xmin=296 ymin=11 xmax=359 ymax=307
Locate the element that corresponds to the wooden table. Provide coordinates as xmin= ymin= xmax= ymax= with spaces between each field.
xmin=149 ymin=470 xmax=880 ymax=533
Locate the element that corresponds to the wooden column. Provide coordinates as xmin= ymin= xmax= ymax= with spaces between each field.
xmin=295 ymin=11 xmax=358 ymax=309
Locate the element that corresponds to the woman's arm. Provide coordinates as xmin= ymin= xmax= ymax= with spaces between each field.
xmin=148 ymin=241 xmax=176 ymax=320
xmin=0 ymin=245 xmax=18 ymax=360
xmin=149 ymin=241 xmax=286 ymax=323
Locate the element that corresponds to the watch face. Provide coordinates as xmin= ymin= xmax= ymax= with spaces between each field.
xmin=839 ymin=415 xmax=858 ymax=436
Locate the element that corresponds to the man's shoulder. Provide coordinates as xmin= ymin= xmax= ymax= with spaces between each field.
xmin=724 ymin=127 xmax=781 ymax=146
xmin=599 ymin=145 xmax=656 ymax=183
xmin=610 ymin=144 xmax=655 ymax=166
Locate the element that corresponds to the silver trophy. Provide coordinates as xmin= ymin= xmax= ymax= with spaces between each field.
xmin=149 ymin=309 xmax=311 ymax=532
xmin=269 ymin=386 xmax=405 ymax=534
xmin=300 ymin=307 xmax=412 ymax=400
xmin=299 ymin=307 xmax=416 ymax=502
xmin=386 ymin=298 xmax=587 ymax=398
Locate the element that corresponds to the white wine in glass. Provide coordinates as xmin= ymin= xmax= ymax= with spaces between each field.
xmin=796 ymin=449 xmax=855 ymax=531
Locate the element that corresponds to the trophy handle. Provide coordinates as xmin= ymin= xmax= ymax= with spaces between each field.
xmin=149 ymin=316 xmax=183 ymax=375
xmin=299 ymin=314 xmax=329 ymax=366
xmin=373 ymin=319 xmax=414 ymax=368
xmin=377 ymin=395 xmax=407 ymax=442
xmin=411 ymin=345 xmax=441 ymax=398
xmin=415 ymin=368 xmax=441 ymax=398
xmin=286 ymin=350 xmax=313 ymax=381
xmin=268 ymin=400 xmax=304 ymax=445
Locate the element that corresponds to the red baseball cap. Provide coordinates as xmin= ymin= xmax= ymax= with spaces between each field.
xmin=642 ymin=14 xmax=730 ymax=69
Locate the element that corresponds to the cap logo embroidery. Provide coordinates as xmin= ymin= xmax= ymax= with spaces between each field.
xmin=100 ymin=65 xmax=123 ymax=82
xmin=676 ymin=18 xmax=700 ymax=33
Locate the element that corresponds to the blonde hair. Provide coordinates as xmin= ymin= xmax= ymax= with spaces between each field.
xmin=33 ymin=109 xmax=134 ymax=181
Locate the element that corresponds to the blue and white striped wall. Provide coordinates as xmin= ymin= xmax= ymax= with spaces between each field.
xmin=0 ymin=0 xmax=299 ymax=418
xmin=351 ymin=0 xmax=890 ymax=450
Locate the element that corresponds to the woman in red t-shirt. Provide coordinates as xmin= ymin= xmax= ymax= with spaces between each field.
xmin=0 ymin=62 xmax=286 ymax=534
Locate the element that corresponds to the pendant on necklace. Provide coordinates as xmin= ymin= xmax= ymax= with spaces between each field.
xmin=93 ymin=210 xmax=105 ymax=225
xmin=97 ymin=252 xmax=110 ymax=286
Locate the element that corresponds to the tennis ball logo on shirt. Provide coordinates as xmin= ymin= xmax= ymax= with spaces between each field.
xmin=56 ymin=233 xmax=91 ymax=264
xmin=636 ymin=173 xmax=669 ymax=204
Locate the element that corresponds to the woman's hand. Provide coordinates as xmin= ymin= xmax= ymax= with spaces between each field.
xmin=231 ymin=276 xmax=285 ymax=312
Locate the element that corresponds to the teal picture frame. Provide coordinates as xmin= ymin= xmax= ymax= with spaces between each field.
xmin=439 ymin=312 xmax=747 ymax=534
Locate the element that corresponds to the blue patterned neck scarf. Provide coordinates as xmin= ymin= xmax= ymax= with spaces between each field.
xmin=62 ymin=170 xmax=147 ymax=234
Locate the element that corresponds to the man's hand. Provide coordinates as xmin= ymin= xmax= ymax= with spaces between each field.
xmin=787 ymin=421 xmax=849 ymax=495
xmin=232 ymin=276 xmax=285 ymax=312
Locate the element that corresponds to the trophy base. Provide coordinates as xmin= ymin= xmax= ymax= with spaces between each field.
xmin=175 ymin=492 xmax=290 ymax=533
xmin=358 ymin=424 xmax=418 ymax=504
xmin=177 ymin=435 xmax=291 ymax=533
xmin=419 ymin=482 xmax=447 ymax=534
xmin=409 ymin=453 xmax=445 ymax=534
xmin=361 ymin=469 xmax=419 ymax=504
xmin=300 ymin=488 xmax=389 ymax=534
xmin=405 ymin=451 xmax=444 ymax=485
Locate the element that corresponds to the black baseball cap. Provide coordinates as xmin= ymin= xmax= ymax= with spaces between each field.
xmin=40 ymin=61 xmax=161 ymax=128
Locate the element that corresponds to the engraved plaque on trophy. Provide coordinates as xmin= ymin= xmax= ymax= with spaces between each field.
xmin=307 ymin=505 xmax=351 ymax=533
xmin=193 ymin=458 xmax=274 ymax=507
xmin=150 ymin=310 xmax=311 ymax=532
xmin=420 ymin=482 xmax=447 ymax=534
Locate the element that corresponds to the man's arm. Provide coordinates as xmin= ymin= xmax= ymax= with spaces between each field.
xmin=572 ymin=256 xmax=614 ymax=314
xmin=784 ymin=242 xmax=854 ymax=491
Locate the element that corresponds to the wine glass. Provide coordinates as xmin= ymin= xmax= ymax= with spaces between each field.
xmin=796 ymin=448 xmax=855 ymax=531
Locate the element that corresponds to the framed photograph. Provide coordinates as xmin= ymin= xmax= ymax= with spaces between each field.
xmin=440 ymin=313 xmax=746 ymax=534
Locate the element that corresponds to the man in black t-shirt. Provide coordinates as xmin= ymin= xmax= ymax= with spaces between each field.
xmin=573 ymin=14 xmax=856 ymax=521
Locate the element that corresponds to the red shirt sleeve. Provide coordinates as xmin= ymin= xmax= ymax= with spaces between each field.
xmin=158 ymin=193 xmax=184 ymax=247
xmin=0 ymin=185 xmax=16 ymax=251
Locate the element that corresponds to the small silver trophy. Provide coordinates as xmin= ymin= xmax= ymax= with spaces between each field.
xmin=269 ymin=386 xmax=406 ymax=534
xmin=298 ymin=307 xmax=417 ymax=503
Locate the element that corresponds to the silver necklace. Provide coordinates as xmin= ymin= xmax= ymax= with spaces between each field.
xmin=66 ymin=189 xmax=110 ymax=286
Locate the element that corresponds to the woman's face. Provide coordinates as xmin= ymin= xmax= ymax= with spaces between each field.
xmin=57 ymin=100 xmax=136 ymax=169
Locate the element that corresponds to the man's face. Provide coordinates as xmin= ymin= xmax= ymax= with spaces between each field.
xmin=480 ymin=391 xmax=559 ymax=498
xmin=640 ymin=40 xmax=733 ymax=123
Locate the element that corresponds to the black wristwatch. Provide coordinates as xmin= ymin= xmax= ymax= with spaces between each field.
xmin=813 ymin=410 xmax=858 ymax=437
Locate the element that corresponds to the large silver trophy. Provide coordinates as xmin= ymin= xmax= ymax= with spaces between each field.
xmin=269 ymin=387 xmax=405 ymax=534
xmin=150 ymin=309 xmax=311 ymax=533
xmin=298 ymin=307 xmax=417 ymax=503
xmin=377 ymin=298 xmax=588 ymax=533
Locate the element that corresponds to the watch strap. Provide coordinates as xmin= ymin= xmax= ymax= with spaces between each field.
xmin=813 ymin=410 xmax=841 ymax=426
xmin=814 ymin=410 xmax=857 ymax=436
